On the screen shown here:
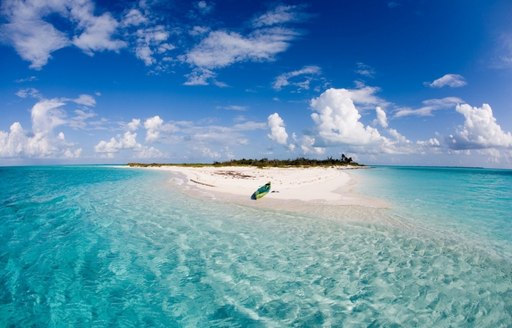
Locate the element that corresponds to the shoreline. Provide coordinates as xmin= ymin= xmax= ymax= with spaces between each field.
xmin=135 ymin=165 xmax=389 ymax=216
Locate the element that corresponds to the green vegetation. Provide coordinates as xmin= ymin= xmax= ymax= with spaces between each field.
xmin=128 ymin=154 xmax=361 ymax=168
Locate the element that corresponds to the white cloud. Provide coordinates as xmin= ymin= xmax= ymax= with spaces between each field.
xmin=144 ymin=115 xmax=164 ymax=142
xmin=16 ymin=88 xmax=41 ymax=99
xmin=388 ymin=128 xmax=410 ymax=145
xmin=310 ymin=88 xmax=400 ymax=153
xmin=143 ymin=115 xmax=176 ymax=142
xmin=15 ymin=76 xmax=37 ymax=83
xmin=198 ymin=146 xmax=221 ymax=159
xmin=94 ymin=131 xmax=138 ymax=153
xmin=0 ymin=98 xmax=80 ymax=158
xmin=394 ymin=97 xmax=463 ymax=118
xmin=182 ymin=5 xmax=304 ymax=83
xmin=300 ymin=135 xmax=325 ymax=155
xmin=189 ymin=26 xmax=210 ymax=36
xmin=94 ymin=117 xmax=166 ymax=159
xmin=448 ymin=103 xmax=512 ymax=150
xmin=127 ymin=118 xmax=141 ymax=131
xmin=267 ymin=113 xmax=289 ymax=145
xmin=196 ymin=1 xmax=213 ymax=15
xmin=31 ymin=99 xmax=67 ymax=135
xmin=184 ymin=68 xmax=216 ymax=86
xmin=252 ymin=5 xmax=303 ymax=27
xmin=185 ymin=28 xmax=297 ymax=70
xmin=311 ymin=89 xmax=384 ymax=146
xmin=0 ymin=0 xmax=125 ymax=69
xmin=122 ymin=9 xmax=148 ymax=27
xmin=374 ymin=106 xmax=388 ymax=128
xmin=496 ymin=33 xmax=512 ymax=68
xmin=69 ymin=109 xmax=97 ymax=129
xmin=217 ymin=105 xmax=248 ymax=112
xmin=417 ymin=137 xmax=440 ymax=147
xmin=355 ymin=62 xmax=375 ymax=78
xmin=427 ymin=74 xmax=467 ymax=88
xmin=273 ymin=65 xmax=321 ymax=90
xmin=0 ymin=0 xmax=70 ymax=69
xmin=134 ymin=25 xmax=173 ymax=66
xmin=136 ymin=145 xmax=165 ymax=159
xmin=73 ymin=94 xmax=96 ymax=107
xmin=64 ymin=148 xmax=82 ymax=158
xmin=72 ymin=12 xmax=126 ymax=56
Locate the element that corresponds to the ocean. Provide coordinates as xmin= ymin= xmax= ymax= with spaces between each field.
xmin=0 ymin=165 xmax=511 ymax=327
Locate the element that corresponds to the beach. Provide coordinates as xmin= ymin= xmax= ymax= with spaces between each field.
xmin=142 ymin=165 xmax=388 ymax=211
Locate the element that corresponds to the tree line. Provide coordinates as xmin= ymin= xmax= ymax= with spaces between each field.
xmin=128 ymin=154 xmax=360 ymax=168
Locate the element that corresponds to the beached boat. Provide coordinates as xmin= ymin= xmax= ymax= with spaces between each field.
xmin=252 ymin=182 xmax=271 ymax=200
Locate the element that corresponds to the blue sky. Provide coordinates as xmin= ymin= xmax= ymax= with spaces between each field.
xmin=1 ymin=0 xmax=512 ymax=167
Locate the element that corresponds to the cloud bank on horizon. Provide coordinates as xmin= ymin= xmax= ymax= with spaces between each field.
xmin=1 ymin=0 xmax=512 ymax=167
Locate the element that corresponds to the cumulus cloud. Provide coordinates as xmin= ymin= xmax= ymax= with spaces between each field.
xmin=374 ymin=106 xmax=388 ymax=128
xmin=31 ymin=99 xmax=67 ymax=134
xmin=308 ymin=87 xmax=416 ymax=155
xmin=427 ymin=74 xmax=467 ymax=88
xmin=387 ymin=128 xmax=411 ymax=145
xmin=144 ymin=116 xmax=163 ymax=142
xmin=0 ymin=98 xmax=81 ymax=158
xmin=394 ymin=97 xmax=463 ymax=118
xmin=127 ymin=118 xmax=141 ymax=131
xmin=310 ymin=88 xmax=386 ymax=147
xmin=98 ymin=115 xmax=267 ymax=160
xmin=448 ymin=103 xmax=512 ymax=150
xmin=267 ymin=113 xmax=289 ymax=145
xmin=94 ymin=131 xmax=138 ymax=153
xmin=94 ymin=127 xmax=165 ymax=159
xmin=300 ymin=135 xmax=325 ymax=155
xmin=417 ymin=137 xmax=440 ymax=147
xmin=143 ymin=115 xmax=176 ymax=142
xmin=273 ymin=65 xmax=321 ymax=90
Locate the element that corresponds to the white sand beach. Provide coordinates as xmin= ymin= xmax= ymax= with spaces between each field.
xmin=141 ymin=165 xmax=388 ymax=210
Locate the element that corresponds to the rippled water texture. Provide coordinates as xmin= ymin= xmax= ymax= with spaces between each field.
xmin=1 ymin=166 xmax=511 ymax=326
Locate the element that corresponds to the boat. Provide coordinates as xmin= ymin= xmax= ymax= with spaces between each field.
xmin=252 ymin=182 xmax=271 ymax=200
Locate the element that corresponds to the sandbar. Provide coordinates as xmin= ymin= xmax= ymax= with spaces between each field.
xmin=140 ymin=166 xmax=388 ymax=213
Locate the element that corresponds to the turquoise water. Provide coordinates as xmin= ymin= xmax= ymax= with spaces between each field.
xmin=0 ymin=166 xmax=511 ymax=326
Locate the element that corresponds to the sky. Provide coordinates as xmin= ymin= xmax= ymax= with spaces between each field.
xmin=1 ymin=0 xmax=512 ymax=168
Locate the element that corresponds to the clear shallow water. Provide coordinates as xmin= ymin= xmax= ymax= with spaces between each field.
xmin=0 ymin=166 xmax=511 ymax=327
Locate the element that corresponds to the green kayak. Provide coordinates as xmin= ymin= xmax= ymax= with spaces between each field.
xmin=252 ymin=182 xmax=271 ymax=200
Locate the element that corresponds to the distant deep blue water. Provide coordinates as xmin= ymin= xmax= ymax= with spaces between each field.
xmin=0 ymin=165 xmax=511 ymax=327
